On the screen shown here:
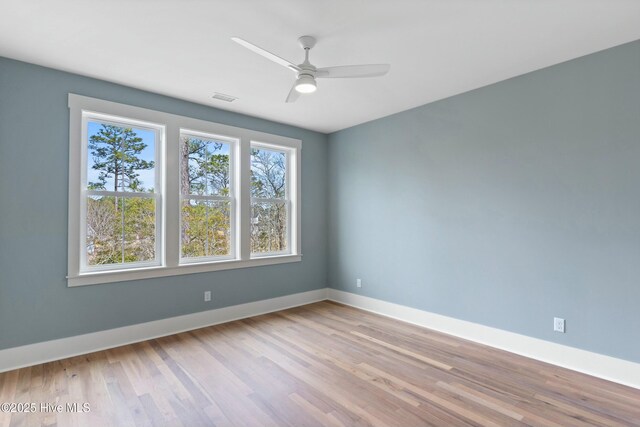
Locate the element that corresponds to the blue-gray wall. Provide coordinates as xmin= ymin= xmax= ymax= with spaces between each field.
xmin=0 ymin=57 xmax=328 ymax=350
xmin=328 ymin=40 xmax=640 ymax=363
xmin=2 ymin=39 xmax=639 ymax=363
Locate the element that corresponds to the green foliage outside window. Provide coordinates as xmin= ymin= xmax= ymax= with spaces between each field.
xmin=180 ymin=136 xmax=231 ymax=258
xmin=86 ymin=196 xmax=155 ymax=265
xmin=86 ymin=124 xmax=156 ymax=265
xmin=85 ymin=127 xmax=291 ymax=266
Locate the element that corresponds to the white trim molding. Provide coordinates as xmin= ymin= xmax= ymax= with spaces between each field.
xmin=327 ymin=289 xmax=640 ymax=390
xmin=67 ymin=93 xmax=302 ymax=287
xmin=67 ymin=254 xmax=302 ymax=287
xmin=0 ymin=288 xmax=327 ymax=373
xmin=2 ymin=287 xmax=639 ymax=391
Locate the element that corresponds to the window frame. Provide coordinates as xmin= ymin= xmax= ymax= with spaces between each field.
xmin=179 ymin=129 xmax=238 ymax=264
xmin=250 ymin=141 xmax=293 ymax=258
xmin=80 ymin=113 xmax=164 ymax=273
xmin=68 ymin=94 xmax=301 ymax=287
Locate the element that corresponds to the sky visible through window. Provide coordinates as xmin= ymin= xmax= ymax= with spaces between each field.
xmin=87 ymin=121 xmax=156 ymax=191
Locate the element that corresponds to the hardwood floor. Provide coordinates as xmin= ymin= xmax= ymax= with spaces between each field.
xmin=1 ymin=301 xmax=639 ymax=427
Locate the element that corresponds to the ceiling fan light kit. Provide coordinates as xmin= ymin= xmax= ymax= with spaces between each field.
xmin=232 ymin=35 xmax=390 ymax=103
xmin=295 ymin=74 xmax=317 ymax=93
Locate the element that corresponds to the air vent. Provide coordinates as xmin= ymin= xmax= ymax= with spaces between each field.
xmin=211 ymin=92 xmax=237 ymax=102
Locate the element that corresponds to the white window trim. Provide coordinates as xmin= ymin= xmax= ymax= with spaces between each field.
xmin=68 ymin=94 xmax=301 ymax=287
xmin=178 ymin=129 xmax=238 ymax=264
xmin=79 ymin=112 xmax=165 ymax=273
xmin=249 ymin=141 xmax=295 ymax=258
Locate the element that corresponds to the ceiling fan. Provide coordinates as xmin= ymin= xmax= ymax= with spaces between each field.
xmin=231 ymin=35 xmax=390 ymax=103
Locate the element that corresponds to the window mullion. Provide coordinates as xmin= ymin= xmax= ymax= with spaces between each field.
xmin=121 ymin=197 xmax=125 ymax=264
xmin=182 ymin=194 xmax=231 ymax=202
xmin=164 ymin=125 xmax=180 ymax=268
xmin=86 ymin=190 xmax=157 ymax=198
xmin=239 ymin=138 xmax=251 ymax=261
xmin=251 ymin=197 xmax=287 ymax=204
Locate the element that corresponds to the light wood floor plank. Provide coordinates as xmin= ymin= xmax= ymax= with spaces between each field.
xmin=1 ymin=301 xmax=639 ymax=426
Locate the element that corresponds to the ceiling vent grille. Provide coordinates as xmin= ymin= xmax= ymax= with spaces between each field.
xmin=212 ymin=92 xmax=237 ymax=102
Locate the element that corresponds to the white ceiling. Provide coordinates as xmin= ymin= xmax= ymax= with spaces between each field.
xmin=1 ymin=1 xmax=639 ymax=133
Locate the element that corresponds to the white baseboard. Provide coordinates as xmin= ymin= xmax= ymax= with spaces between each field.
xmin=327 ymin=289 xmax=640 ymax=390
xmin=0 ymin=288 xmax=328 ymax=373
xmin=3 ymin=287 xmax=638 ymax=391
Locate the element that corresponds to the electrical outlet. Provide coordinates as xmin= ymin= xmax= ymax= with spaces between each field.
xmin=204 ymin=291 xmax=212 ymax=302
xmin=356 ymin=278 xmax=362 ymax=288
xmin=554 ymin=317 xmax=565 ymax=333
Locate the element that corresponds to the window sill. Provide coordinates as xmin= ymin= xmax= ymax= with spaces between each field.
xmin=67 ymin=254 xmax=302 ymax=287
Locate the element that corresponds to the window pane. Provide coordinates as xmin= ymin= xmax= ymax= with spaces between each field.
xmin=181 ymin=200 xmax=231 ymax=258
xmin=206 ymin=142 xmax=231 ymax=196
xmin=251 ymin=147 xmax=286 ymax=199
xmin=123 ymin=197 xmax=156 ymax=263
xmin=251 ymin=201 xmax=287 ymax=254
xmin=181 ymin=135 xmax=230 ymax=196
xmin=86 ymin=195 xmax=122 ymax=266
xmin=87 ymin=122 xmax=155 ymax=192
xmin=86 ymin=196 xmax=156 ymax=266
xmin=184 ymin=141 xmax=207 ymax=195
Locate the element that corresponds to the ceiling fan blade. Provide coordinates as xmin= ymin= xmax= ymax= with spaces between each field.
xmin=231 ymin=37 xmax=300 ymax=72
xmin=316 ymin=64 xmax=390 ymax=78
xmin=285 ymin=83 xmax=300 ymax=103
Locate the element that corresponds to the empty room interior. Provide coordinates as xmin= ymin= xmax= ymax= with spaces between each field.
xmin=1 ymin=1 xmax=640 ymax=426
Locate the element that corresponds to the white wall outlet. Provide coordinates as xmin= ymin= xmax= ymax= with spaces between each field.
xmin=356 ymin=279 xmax=362 ymax=288
xmin=204 ymin=291 xmax=212 ymax=302
xmin=554 ymin=317 xmax=565 ymax=333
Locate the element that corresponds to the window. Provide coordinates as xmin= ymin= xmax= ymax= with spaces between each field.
xmin=251 ymin=144 xmax=290 ymax=256
xmin=82 ymin=114 xmax=163 ymax=272
xmin=180 ymin=131 xmax=236 ymax=262
xmin=68 ymin=94 xmax=301 ymax=286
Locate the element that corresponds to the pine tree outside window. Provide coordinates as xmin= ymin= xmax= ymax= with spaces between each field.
xmin=83 ymin=115 xmax=162 ymax=271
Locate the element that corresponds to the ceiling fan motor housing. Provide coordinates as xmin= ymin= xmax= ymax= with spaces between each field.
xmin=298 ymin=35 xmax=317 ymax=50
